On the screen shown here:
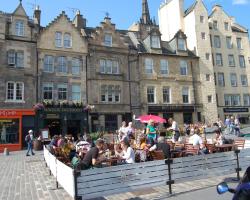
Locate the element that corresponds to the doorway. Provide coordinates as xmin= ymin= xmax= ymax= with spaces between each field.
xmin=67 ymin=120 xmax=80 ymax=138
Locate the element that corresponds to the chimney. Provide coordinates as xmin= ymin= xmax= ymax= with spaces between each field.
xmin=73 ymin=10 xmax=86 ymax=30
xmin=33 ymin=5 xmax=41 ymax=25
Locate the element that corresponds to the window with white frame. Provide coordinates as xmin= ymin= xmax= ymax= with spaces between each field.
xmin=243 ymin=94 xmax=250 ymax=106
xmin=206 ymin=53 xmax=210 ymax=61
xmin=177 ymin=38 xmax=186 ymax=51
xmin=6 ymin=82 xmax=24 ymax=101
xmin=224 ymin=94 xmax=240 ymax=106
xmin=15 ymin=20 xmax=24 ymax=36
xmin=100 ymin=85 xmax=120 ymax=103
xmin=57 ymin=56 xmax=67 ymax=73
xmin=239 ymin=55 xmax=246 ymax=68
xmin=180 ymin=60 xmax=188 ymax=75
xmin=224 ymin=22 xmax=229 ymax=31
xmin=7 ymin=51 xmax=24 ymax=68
xmin=230 ymin=73 xmax=237 ymax=87
xmin=104 ymin=34 xmax=112 ymax=47
xmin=43 ymin=55 xmax=54 ymax=72
xmin=241 ymin=75 xmax=248 ymax=86
xmin=213 ymin=20 xmax=218 ymax=30
xmin=201 ymin=32 xmax=206 ymax=40
xmin=237 ymin=38 xmax=242 ymax=49
xmin=43 ymin=83 xmax=53 ymax=100
xmin=58 ymin=84 xmax=67 ymax=100
xmin=162 ymin=87 xmax=170 ymax=103
xmin=218 ymin=73 xmax=225 ymax=87
xmin=64 ymin=33 xmax=72 ymax=48
xmin=72 ymin=58 xmax=81 ymax=75
xmin=72 ymin=84 xmax=81 ymax=101
xmin=182 ymin=87 xmax=189 ymax=103
xmin=226 ymin=37 xmax=232 ymax=49
xmin=55 ymin=32 xmax=62 ymax=47
xmin=147 ymin=86 xmax=155 ymax=103
xmin=228 ymin=55 xmax=235 ymax=66
xmin=200 ymin=16 xmax=204 ymax=23
xmin=99 ymin=59 xmax=119 ymax=74
xmin=160 ymin=59 xmax=169 ymax=75
xmin=215 ymin=53 xmax=223 ymax=66
xmin=207 ymin=95 xmax=212 ymax=103
xmin=214 ymin=36 xmax=221 ymax=48
xmin=151 ymin=35 xmax=161 ymax=48
xmin=145 ymin=58 xmax=153 ymax=74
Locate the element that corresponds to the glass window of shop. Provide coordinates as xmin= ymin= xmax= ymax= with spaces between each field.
xmin=0 ymin=119 xmax=19 ymax=144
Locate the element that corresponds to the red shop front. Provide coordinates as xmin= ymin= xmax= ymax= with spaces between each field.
xmin=0 ymin=109 xmax=35 ymax=153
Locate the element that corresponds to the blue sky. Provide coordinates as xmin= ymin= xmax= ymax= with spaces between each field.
xmin=1 ymin=0 xmax=250 ymax=31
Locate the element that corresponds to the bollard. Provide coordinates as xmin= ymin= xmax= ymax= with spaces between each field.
xmin=4 ymin=148 xmax=9 ymax=156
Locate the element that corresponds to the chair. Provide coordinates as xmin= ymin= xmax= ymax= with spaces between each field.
xmin=183 ymin=146 xmax=199 ymax=156
xmin=206 ymin=143 xmax=217 ymax=153
xmin=151 ymin=150 xmax=165 ymax=160
xmin=234 ymin=139 xmax=245 ymax=150
xmin=184 ymin=143 xmax=193 ymax=150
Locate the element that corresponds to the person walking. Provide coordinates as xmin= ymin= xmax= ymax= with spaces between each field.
xmin=26 ymin=130 xmax=35 ymax=156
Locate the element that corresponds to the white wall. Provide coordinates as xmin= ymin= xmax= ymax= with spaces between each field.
xmin=184 ymin=11 xmax=197 ymax=52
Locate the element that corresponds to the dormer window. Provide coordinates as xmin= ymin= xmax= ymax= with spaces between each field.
xmin=15 ymin=20 xmax=24 ymax=36
xmin=151 ymin=36 xmax=160 ymax=49
xmin=104 ymin=34 xmax=112 ymax=47
xmin=177 ymin=38 xmax=186 ymax=51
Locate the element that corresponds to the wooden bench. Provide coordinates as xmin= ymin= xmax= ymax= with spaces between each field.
xmin=234 ymin=139 xmax=245 ymax=150
xmin=151 ymin=150 xmax=165 ymax=160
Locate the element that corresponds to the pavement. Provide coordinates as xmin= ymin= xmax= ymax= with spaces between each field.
xmin=0 ymin=149 xmax=242 ymax=200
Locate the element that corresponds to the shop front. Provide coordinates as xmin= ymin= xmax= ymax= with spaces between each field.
xmin=0 ymin=109 xmax=35 ymax=152
xmin=223 ymin=107 xmax=250 ymax=124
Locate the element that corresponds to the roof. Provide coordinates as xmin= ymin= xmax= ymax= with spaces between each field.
xmin=184 ymin=1 xmax=197 ymax=17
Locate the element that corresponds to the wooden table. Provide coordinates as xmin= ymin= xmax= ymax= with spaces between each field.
xmin=101 ymin=157 xmax=125 ymax=167
xmin=215 ymin=144 xmax=235 ymax=152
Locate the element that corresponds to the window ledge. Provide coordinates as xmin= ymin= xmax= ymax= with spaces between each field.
xmin=98 ymin=72 xmax=123 ymax=76
xmin=4 ymin=100 xmax=25 ymax=103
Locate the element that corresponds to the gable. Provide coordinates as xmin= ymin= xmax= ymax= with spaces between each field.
xmin=13 ymin=3 xmax=28 ymax=17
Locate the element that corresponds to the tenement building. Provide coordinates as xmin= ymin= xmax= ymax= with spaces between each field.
xmin=159 ymin=0 xmax=250 ymax=123
xmin=129 ymin=0 xmax=202 ymax=125
xmin=0 ymin=1 xmax=38 ymax=151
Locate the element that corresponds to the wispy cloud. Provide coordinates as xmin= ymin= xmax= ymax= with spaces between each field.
xmin=233 ymin=0 xmax=250 ymax=5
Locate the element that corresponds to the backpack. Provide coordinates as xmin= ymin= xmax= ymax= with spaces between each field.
xmin=25 ymin=135 xmax=30 ymax=143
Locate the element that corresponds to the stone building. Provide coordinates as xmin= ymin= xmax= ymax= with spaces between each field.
xmin=86 ymin=16 xmax=139 ymax=132
xmin=0 ymin=1 xmax=38 ymax=151
xmin=36 ymin=11 xmax=89 ymax=136
xmin=159 ymin=0 xmax=250 ymax=123
xmin=129 ymin=0 xmax=202 ymax=125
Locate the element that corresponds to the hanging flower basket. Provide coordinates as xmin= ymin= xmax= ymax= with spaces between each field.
xmin=33 ymin=103 xmax=45 ymax=112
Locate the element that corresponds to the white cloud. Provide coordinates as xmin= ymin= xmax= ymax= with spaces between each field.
xmin=233 ymin=0 xmax=250 ymax=5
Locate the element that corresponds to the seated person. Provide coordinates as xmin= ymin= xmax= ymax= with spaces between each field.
xmin=48 ymin=135 xmax=59 ymax=153
xmin=189 ymin=128 xmax=203 ymax=148
xmin=156 ymin=136 xmax=171 ymax=159
xmin=80 ymin=139 xmax=105 ymax=170
xmin=213 ymin=130 xmax=225 ymax=145
xmin=139 ymin=137 xmax=147 ymax=150
xmin=118 ymin=140 xmax=135 ymax=164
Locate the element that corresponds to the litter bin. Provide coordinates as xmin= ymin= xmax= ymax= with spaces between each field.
xmin=33 ymin=139 xmax=43 ymax=151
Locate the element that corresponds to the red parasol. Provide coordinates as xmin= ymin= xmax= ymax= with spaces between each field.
xmin=137 ymin=114 xmax=167 ymax=123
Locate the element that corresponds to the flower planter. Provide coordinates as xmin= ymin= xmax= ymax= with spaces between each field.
xmin=33 ymin=140 xmax=43 ymax=151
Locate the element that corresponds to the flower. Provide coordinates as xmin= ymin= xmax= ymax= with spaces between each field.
xmin=33 ymin=103 xmax=45 ymax=111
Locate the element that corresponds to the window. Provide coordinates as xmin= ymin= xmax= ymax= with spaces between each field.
xmin=57 ymin=57 xmax=67 ymax=73
xmin=72 ymin=58 xmax=81 ymax=75
xmin=55 ymin=32 xmax=62 ymax=47
xmin=0 ymin=119 xmax=19 ymax=144
xmin=160 ymin=60 xmax=169 ymax=75
xmin=8 ymin=50 xmax=15 ymax=65
xmin=241 ymin=75 xmax=248 ymax=86
xmin=16 ymin=52 xmax=24 ymax=68
xmin=200 ymin=16 xmax=204 ymax=23
xmin=64 ymin=33 xmax=72 ymax=48
xmin=7 ymin=51 xmax=24 ymax=68
xmin=226 ymin=37 xmax=232 ymax=49
xmin=15 ymin=20 xmax=24 ymax=36
xmin=72 ymin=84 xmax=81 ymax=101
xmin=208 ymin=95 xmax=212 ymax=103
xmin=243 ymin=94 xmax=250 ymax=106
xmin=104 ymin=34 xmax=112 ymax=47
xmin=163 ymin=87 xmax=170 ymax=103
xmin=237 ymin=38 xmax=242 ymax=49
xmin=224 ymin=22 xmax=229 ymax=31
xmin=206 ymin=74 xmax=211 ymax=81
xmin=6 ymin=82 xmax=24 ymax=101
xmin=239 ymin=56 xmax=246 ymax=68
xmin=177 ymin=38 xmax=186 ymax=51
xmin=224 ymin=94 xmax=241 ymax=106
xmin=230 ymin=73 xmax=237 ymax=87
xmin=215 ymin=53 xmax=223 ymax=66
xmin=201 ymin=32 xmax=206 ymax=40
xmin=145 ymin=58 xmax=153 ymax=74
xmin=182 ymin=87 xmax=189 ymax=103
xmin=43 ymin=83 xmax=53 ymax=100
xmin=58 ymin=84 xmax=67 ymax=100
xmin=213 ymin=20 xmax=218 ymax=30
xmin=100 ymin=85 xmax=120 ymax=103
xmin=151 ymin=36 xmax=160 ymax=48
xmin=180 ymin=60 xmax=188 ymax=75
xmin=214 ymin=36 xmax=221 ymax=48
xmin=99 ymin=59 xmax=119 ymax=74
xmin=147 ymin=86 xmax=155 ymax=103
xmin=206 ymin=53 xmax=210 ymax=61
xmin=218 ymin=73 xmax=225 ymax=87
xmin=43 ymin=55 xmax=54 ymax=72
xmin=228 ymin=55 xmax=235 ymax=66
xmin=105 ymin=114 xmax=118 ymax=131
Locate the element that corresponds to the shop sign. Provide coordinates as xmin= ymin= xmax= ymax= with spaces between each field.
xmin=44 ymin=107 xmax=84 ymax=113
xmin=223 ymin=108 xmax=249 ymax=113
xmin=0 ymin=110 xmax=17 ymax=116
xmin=148 ymin=105 xmax=195 ymax=113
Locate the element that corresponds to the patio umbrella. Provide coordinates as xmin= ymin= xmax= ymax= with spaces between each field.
xmin=137 ymin=114 xmax=167 ymax=123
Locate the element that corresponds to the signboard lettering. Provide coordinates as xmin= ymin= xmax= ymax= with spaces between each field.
xmin=223 ymin=108 xmax=249 ymax=113
xmin=0 ymin=110 xmax=17 ymax=116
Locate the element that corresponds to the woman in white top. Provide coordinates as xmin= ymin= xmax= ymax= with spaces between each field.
xmin=120 ymin=140 xmax=135 ymax=164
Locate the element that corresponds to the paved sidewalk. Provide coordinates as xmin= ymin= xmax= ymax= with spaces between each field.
xmin=0 ymin=150 xmax=241 ymax=200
